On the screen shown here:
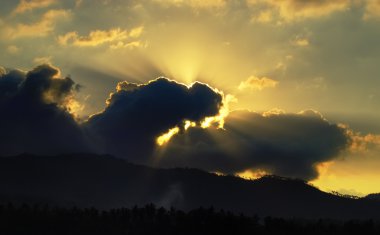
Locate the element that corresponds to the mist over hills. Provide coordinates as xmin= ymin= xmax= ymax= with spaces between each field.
xmin=1 ymin=153 xmax=379 ymax=220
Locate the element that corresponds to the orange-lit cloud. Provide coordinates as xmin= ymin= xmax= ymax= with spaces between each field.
xmin=363 ymin=0 xmax=380 ymax=20
xmin=33 ymin=56 xmax=52 ymax=64
xmin=153 ymin=0 xmax=226 ymax=9
xmin=252 ymin=10 xmax=274 ymax=23
xmin=7 ymin=45 xmax=21 ymax=54
xmin=238 ymin=76 xmax=278 ymax=90
xmin=346 ymin=127 xmax=380 ymax=153
xmin=85 ymin=77 xmax=223 ymax=160
xmin=110 ymin=41 xmax=146 ymax=50
xmin=158 ymin=109 xmax=349 ymax=180
xmin=293 ymin=38 xmax=310 ymax=47
xmin=58 ymin=26 xmax=144 ymax=47
xmin=200 ymin=94 xmax=236 ymax=129
xmin=13 ymin=0 xmax=57 ymax=14
xmin=58 ymin=28 xmax=128 ymax=47
xmin=248 ymin=0 xmax=350 ymax=21
xmin=129 ymin=26 xmax=144 ymax=38
xmin=4 ymin=9 xmax=70 ymax=39
xmin=157 ymin=127 xmax=180 ymax=146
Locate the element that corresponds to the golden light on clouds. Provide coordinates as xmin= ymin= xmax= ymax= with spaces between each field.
xmin=310 ymin=128 xmax=380 ymax=196
xmin=156 ymin=92 xmax=234 ymax=147
xmin=363 ymin=0 xmax=380 ymax=20
xmin=237 ymin=169 xmax=269 ymax=180
xmin=156 ymin=126 xmax=180 ymax=146
xmin=13 ymin=0 xmax=56 ymax=15
xmin=58 ymin=28 xmax=128 ymax=47
xmin=294 ymin=38 xmax=310 ymax=47
xmin=0 ymin=0 xmax=380 ymax=197
xmin=4 ymin=9 xmax=70 ymax=39
xmin=238 ymin=76 xmax=278 ymax=91
xmin=252 ymin=10 xmax=274 ymax=23
xmin=153 ymin=0 xmax=226 ymax=9
xmin=7 ymin=45 xmax=20 ymax=54
xmin=248 ymin=0 xmax=350 ymax=21
xmin=184 ymin=120 xmax=196 ymax=130
xmin=311 ymin=159 xmax=380 ymax=197
xmin=201 ymin=94 xmax=236 ymax=129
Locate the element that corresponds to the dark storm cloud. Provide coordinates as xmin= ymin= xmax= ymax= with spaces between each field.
xmin=0 ymin=64 xmax=89 ymax=156
xmin=0 ymin=64 xmax=352 ymax=180
xmin=84 ymin=78 xmax=224 ymax=162
xmin=157 ymin=110 xmax=350 ymax=180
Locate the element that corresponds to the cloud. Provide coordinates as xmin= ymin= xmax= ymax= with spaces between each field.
xmin=129 ymin=26 xmax=144 ymax=38
xmin=109 ymin=41 xmax=146 ymax=50
xmin=251 ymin=10 xmax=274 ymax=23
xmin=7 ymin=45 xmax=21 ymax=54
xmin=363 ymin=0 xmax=380 ymax=20
xmin=4 ymin=9 xmax=70 ymax=39
xmin=84 ymin=78 xmax=224 ymax=162
xmin=58 ymin=28 xmax=128 ymax=47
xmin=58 ymin=26 xmax=143 ymax=47
xmin=248 ymin=0 xmax=350 ymax=21
xmin=293 ymin=38 xmax=310 ymax=47
xmin=0 ymin=64 xmax=89 ymax=156
xmin=156 ymin=109 xmax=350 ymax=180
xmin=0 ymin=64 xmax=363 ymax=181
xmin=345 ymin=125 xmax=380 ymax=153
xmin=153 ymin=0 xmax=226 ymax=9
xmin=238 ymin=76 xmax=278 ymax=90
xmin=33 ymin=56 xmax=52 ymax=64
xmin=13 ymin=0 xmax=57 ymax=14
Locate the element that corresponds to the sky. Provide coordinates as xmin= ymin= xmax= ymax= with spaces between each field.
xmin=0 ymin=0 xmax=380 ymax=196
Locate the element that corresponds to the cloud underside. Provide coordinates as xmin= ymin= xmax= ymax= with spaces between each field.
xmin=0 ymin=64 xmax=352 ymax=180
xmin=158 ymin=110 xmax=349 ymax=180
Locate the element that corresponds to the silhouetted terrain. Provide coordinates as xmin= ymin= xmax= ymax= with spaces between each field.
xmin=365 ymin=193 xmax=380 ymax=201
xmin=2 ymin=204 xmax=380 ymax=235
xmin=1 ymin=154 xmax=380 ymax=220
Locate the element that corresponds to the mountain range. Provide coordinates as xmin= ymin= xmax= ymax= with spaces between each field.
xmin=1 ymin=153 xmax=379 ymax=219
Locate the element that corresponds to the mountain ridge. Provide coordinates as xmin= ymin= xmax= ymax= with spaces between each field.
xmin=0 ymin=153 xmax=379 ymax=219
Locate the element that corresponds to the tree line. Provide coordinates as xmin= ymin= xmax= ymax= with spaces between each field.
xmin=0 ymin=203 xmax=379 ymax=235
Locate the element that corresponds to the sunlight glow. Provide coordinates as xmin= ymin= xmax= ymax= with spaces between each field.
xmin=156 ymin=127 xmax=180 ymax=146
xmin=156 ymin=87 xmax=236 ymax=147
xmin=201 ymin=94 xmax=236 ymax=129
xmin=184 ymin=120 xmax=196 ymax=130
xmin=237 ymin=169 xmax=269 ymax=180
xmin=66 ymin=99 xmax=84 ymax=116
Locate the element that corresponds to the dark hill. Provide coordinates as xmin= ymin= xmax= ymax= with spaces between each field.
xmin=365 ymin=193 xmax=380 ymax=201
xmin=0 ymin=153 xmax=379 ymax=219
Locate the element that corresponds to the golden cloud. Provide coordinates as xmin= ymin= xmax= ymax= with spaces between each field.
xmin=13 ymin=0 xmax=57 ymax=14
xmin=7 ymin=45 xmax=21 ymax=54
xmin=58 ymin=26 xmax=143 ymax=47
xmin=248 ymin=0 xmax=350 ymax=21
xmin=33 ymin=56 xmax=52 ymax=64
xmin=252 ymin=10 xmax=274 ymax=23
xmin=238 ymin=76 xmax=278 ymax=90
xmin=293 ymin=38 xmax=309 ymax=47
xmin=153 ymin=0 xmax=226 ymax=9
xmin=363 ymin=0 xmax=380 ymax=20
xmin=109 ymin=41 xmax=147 ymax=50
xmin=4 ymin=9 xmax=70 ymax=39
xmin=348 ymin=131 xmax=380 ymax=153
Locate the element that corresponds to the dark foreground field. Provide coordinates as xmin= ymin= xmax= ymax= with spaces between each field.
xmin=1 ymin=203 xmax=380 ymax=235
